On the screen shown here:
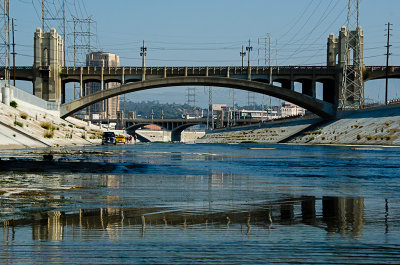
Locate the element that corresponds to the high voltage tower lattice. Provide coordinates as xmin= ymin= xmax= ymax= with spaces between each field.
xmin=0 ymin=0 xmax=10 ymax=91
xmin=68 ymin=16 xmax=95 ymax=99
xmin=339 ymin=0 xmax=364 ymax=109
xmin=41 ymin=0 xmax=65 ymax=62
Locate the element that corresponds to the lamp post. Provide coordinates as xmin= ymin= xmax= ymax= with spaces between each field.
xmin=140 ymin=40 xmax=147 ymax=80
xmin=246 ymin=39 xmax=253 ymax=80
xmin=240 ymin=45 xmax=246 ymax=71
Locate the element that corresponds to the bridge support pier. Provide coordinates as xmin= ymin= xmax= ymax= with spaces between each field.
xmin=280 ymin=80 xmax=294 ymax=90
xmin=321 ymin=79 xmax=336 ymax=104
xmin=301 ymin=79 xmax=316 ymax=98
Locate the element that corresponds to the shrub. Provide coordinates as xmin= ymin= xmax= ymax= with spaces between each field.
xmin=385 ymin=135 xmax=392 ymax=141
xmin=366 ymin=135 xmax=373 ymax=140
xmin=10 ymin=101 xmax=17 ymax=108
xmin=321 ymin=136 xmax=326 ymax=140
xmin=356 ymin=134 xmax=361 ymax=140
xmin=40 ymin=122 xmax=54 ymax=130
xmin=81 ymin=134 xmax=86 ymax=139
xmin=20 ymin=113 xmax=28 ymax=120
xmin=44 ymin=131 xmax=54 ymax=138
xmin=385 ymin=121 xmax=392 ymax=126
xmin=14 ymin=121 xmax=23 ymax=127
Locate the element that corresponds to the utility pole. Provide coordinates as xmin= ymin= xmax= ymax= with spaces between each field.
xmin=240 ymin=45 xmax=246 ymax=71
xmin=63 ymin=0 xmax=65 ymax=64
xmin=1 ymin=0 xmax=10 ymax=104
xmin=208 ymin=86 xmax=213 ymax=130
xmin=232 ymin=88 xmax=236 ymax=126
xmin=268 ymin=34 xmax=273 ymax=119
xmin=385 ymin=22 xmax=392 ymax=105
xmin=42 ymin=0 xmax=44 ymax=31
xmin=11 ymin=17 xmax=15 ymax=86
xmin=140 ymin=40 xmax=147 ymax=81
xmin=246 ymin=39 xmax=253 ymax=80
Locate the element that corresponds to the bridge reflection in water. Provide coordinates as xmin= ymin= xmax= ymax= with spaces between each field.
xmin=2 ymin=196 xmax=364 ymax=241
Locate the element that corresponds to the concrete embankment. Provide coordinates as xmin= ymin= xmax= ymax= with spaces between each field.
xmin=196 ymin=116 xmax=322 ymax=144
xmin=289 ymin=104 xmax=400 ymax=145
xmin=0 ymin=99 xmax=102 ymax=149
xmin=197 ymin=104 xmax=400 ymax=146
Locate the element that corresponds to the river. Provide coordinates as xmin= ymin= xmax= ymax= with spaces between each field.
xmin=1 ymin=143 xmax=400 ymax=264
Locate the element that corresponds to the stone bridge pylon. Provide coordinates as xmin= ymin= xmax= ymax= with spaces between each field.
xmin=33 ymin=27 xmax=64 ymax=102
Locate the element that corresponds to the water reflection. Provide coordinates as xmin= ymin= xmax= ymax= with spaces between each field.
xmin=2 ymin=196 xmax=366 ymax=242
xmin=322 ymin=196 xmax=364 ymax=237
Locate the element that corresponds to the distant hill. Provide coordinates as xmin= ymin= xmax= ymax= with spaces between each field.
xmin=120 ymin=100 xmax=271 ymax=119
xmin=120 ymin=100 xmax=197 ymax=119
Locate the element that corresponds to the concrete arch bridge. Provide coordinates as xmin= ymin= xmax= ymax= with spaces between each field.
xmin=60 ymin=74 xmax=338 ymax=120
xmin=121 ymin=117 xmax=262 ymax=142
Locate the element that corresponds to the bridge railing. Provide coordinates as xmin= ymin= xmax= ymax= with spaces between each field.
xmin=59 ymin=65 xmax=340 ymax=76
xmin=365 ymin=66 xmax=400 ymax=72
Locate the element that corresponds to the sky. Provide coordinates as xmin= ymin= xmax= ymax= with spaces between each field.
xmin=10 ymin=0 xmax=400 ymax=108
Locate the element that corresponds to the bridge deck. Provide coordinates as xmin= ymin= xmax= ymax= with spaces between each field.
xmin=1 ymin=65 xmax=399 ymax=83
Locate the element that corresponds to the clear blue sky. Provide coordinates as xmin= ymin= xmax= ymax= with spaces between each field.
xmin=11 ymin=0 xmax=400 ymax=107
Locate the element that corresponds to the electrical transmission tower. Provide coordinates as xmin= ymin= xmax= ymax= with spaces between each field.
xmin=339 ymin=0 xmax=364 ymax=109
xmin=41 ymin=0 xmax=65 ymax=62
xmin=186 ymin=87 xmax=197 ymax=118
xmin=0 ymin=0 xmax=10 ymax=104
xmin=258 ymin=34 xmax=273 ymax=115
xmin=247 ymin=92 xmax=256 ymax=110
xmin=69 ymin=16 xmax=95 ymax=98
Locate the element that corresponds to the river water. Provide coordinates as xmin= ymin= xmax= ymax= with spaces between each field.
xmin=1 ymin=143 xmax=400 ymax=264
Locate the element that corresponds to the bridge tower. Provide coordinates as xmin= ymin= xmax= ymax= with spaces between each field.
xmin=327 ymin=25 xmax=364 ymax=108
xmin=328 ymin=0 xmax=364 ymax=109
xmin=33 ymin=27 xmax=64 ymax=102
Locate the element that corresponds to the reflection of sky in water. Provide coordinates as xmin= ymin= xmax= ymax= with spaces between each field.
xmin=1 ymin=143 xmax=400 ymax=264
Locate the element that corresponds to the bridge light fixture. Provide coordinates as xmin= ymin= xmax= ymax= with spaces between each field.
xmin=140 ymin=40 xmax=147 ymax=80
xmin=246 ymin=39 xmax=253 ymax=80
xmin=240 ymin=45 xmax=246 ymax=70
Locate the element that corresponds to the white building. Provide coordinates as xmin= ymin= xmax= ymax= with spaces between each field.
xmin=278 ymin=102 xmax=306 ymax=117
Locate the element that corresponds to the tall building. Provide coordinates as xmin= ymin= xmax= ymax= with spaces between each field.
xmin=86 ymin=52 xmax=120 ymax=120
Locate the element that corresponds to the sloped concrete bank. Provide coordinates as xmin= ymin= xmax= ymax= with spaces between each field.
xmin=197 ymin=104 xmax=400 ymax=146
xmin=289 ymin=104 xmax=400 ymax=145
xmin=0 ymin=99 xmax=102 ymax=149
xmin=196 ymin=116 xmax=322 ymax=144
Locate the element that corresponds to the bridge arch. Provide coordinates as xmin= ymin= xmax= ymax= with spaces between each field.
xmin=60 ymin=76 xmax=336 ymax=119
xmin=171 ymin=123 xmax=201 ymax=142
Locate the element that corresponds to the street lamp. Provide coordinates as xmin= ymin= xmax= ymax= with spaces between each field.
xmin=246 ymin=39 xmax=253 ymax=80
xmin=140 ymin=40 xmax=147 ymax=80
